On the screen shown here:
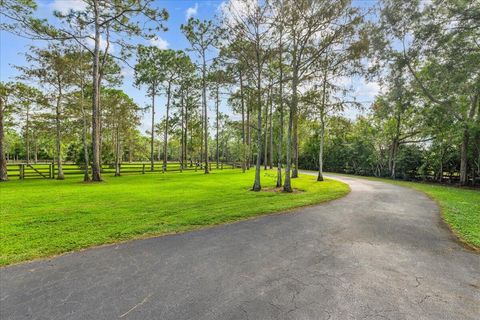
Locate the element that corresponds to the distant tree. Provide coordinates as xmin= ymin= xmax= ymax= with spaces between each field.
xmin=182 ymin=18 xmax=221 ymax=174
xmin=134 ymin=45 xmax=167 ymax=171
xmin=0 ymin=82 xmax=18 ymax=181
xmin=102 ymin=89 xmax=140 ymax=176
xmin=16 ymin=45 xmax=76 ymax=179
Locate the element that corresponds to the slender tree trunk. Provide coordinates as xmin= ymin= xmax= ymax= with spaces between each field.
xmin=460 ymin=95 xmax=478 ymax=185
xmin=292 ymin=117 xmax=298 ymax=178
xmin=25 ymin=105 xmax=30 ymax=164
xmin=252 ymin=63 xmax=262 ymax=191
xmin=158 ymin=140 xmax=161 ymax=162
xmin=459 ymin=126 xmax=469 ymax=185
xmin=247 ymin=101 xmax=251 ymax=169
xmin=216 ymin=84 xmax=219 ymax=169
xmin=390 ymin=139 xmax=398 ymax=179
xmin=163 ymin=82 xmax=171 ymax=172
xmin=269 ymin=95 xmax=274 ymax=170
xmin=115 ymin=125 xmax=120 ymax=176
xmin=438 ymin=150 xmax=444 ymax=183
xmin=263 ymin=90 xmax=269 ymax=170
xmin=276 ymin=32 xmax=284 ymax=187
xmin=318 ymin=70 xmax=328 ymax=181
xmin=202 ymin=52 xmax=209 ymax=174
xmin=318 ymin=118 xmax=325 ymax=182
xmin=284 ymin=66 xmax=298 ymax=192
xmin=200 ymin=95 xmax=204 ymax=165
xmin=180 ymin=91 xmax=185 ymax=168
xmin=34 ymin=138 xmax=38 ymax=164
xmin=55 ymin=86 xmax=64 ymax=180
xmin=240 ymin=71 xmax=246 ymax=173
xmin=185 ymin=93 xmax=189 ymax=167
xmin=150 ymin=91 xmax=155 ymax=171
xmin=128 ymin=140 xmax=132 ymax=162
xmin=91 ymin=0 xmax=102 ymax=181
xmin=0 ymin=100 xmax=7 ymax=181
xmin=80 ymin=81 xmax=90 ymax=182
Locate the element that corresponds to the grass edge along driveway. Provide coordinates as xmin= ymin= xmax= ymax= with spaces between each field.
xmin=0 ymin=170 xmax=349 ymax=266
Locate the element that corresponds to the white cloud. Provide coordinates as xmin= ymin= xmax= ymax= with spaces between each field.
xmin=86 ymin=35 xmax=115 ymax=54
xmin=149 ymin=36 xmax=169 ymax=50
xmin=363 ymin=81 xmax=381 ymax=97
xmin=185 ymin=3 xmax=199 ymax=20
xmin=356 ymin=80 xmax=380 ymax=99
xmin=50 ymin=0 xmax=87 ymax=14
xmin=121 ymin=67 xmax=134 ymax=78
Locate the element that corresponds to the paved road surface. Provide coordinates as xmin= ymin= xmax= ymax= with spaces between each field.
xmin=1 ymin=173 xmax=479 ymax=319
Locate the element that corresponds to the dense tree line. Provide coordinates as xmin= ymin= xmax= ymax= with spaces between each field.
xmin=1 ymin=0 xmax=478 ymax=187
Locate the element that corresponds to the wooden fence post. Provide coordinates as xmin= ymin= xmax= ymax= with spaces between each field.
xmin=52 ymin=163 xmax=55 ymax=179
xmin=142 ymin=164 xmax=145 ymax=174
xmin=19 ymin=164 xmax=24 ymax=179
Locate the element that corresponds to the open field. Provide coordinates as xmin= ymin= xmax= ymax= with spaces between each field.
xmin=325 ymin=172 xmax=480 ymax=250
xmin=0 ymin=170 xmax=349 ymax=266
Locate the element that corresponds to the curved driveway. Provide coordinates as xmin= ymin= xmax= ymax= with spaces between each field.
xmin=1 ymin=173 xmax=479 ymax=319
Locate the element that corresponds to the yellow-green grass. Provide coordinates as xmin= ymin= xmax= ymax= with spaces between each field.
xmin=0 ymin=170 xmax=349 ymax=266
xmin=327 ymin=172 xmax=480 ymax=250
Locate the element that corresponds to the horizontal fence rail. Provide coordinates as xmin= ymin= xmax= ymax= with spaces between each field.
xmin=323 ymin=166 xmax=477 ymax=185
xmin=6 ymin=161 xmax=242 ymax=180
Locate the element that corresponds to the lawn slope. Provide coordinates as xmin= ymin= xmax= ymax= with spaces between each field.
xmin=0 ymin=170 xmax=349 ymax=266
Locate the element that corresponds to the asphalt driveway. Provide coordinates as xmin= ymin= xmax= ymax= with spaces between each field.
xmin=1 ymin=173 xmax=479 ymax=319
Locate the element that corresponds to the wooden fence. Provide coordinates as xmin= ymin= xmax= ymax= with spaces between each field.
xmin=323 ymin=166 xmax=479 ymax=185
xmin=6 ymin=161 xmax=241 ymax=180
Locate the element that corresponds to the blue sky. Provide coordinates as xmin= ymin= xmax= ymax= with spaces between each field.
xmin=0 ymin=0 xmax=379 ymax=133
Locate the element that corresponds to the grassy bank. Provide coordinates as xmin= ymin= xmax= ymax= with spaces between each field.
xmin=0 ymin=170 xmax=349 ymax=266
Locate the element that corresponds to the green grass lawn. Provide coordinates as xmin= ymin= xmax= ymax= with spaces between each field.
xmin=329 ymin=173 xmax=480 ymax=250
xmin=0 ymin=170 xmax=349 ymax=266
